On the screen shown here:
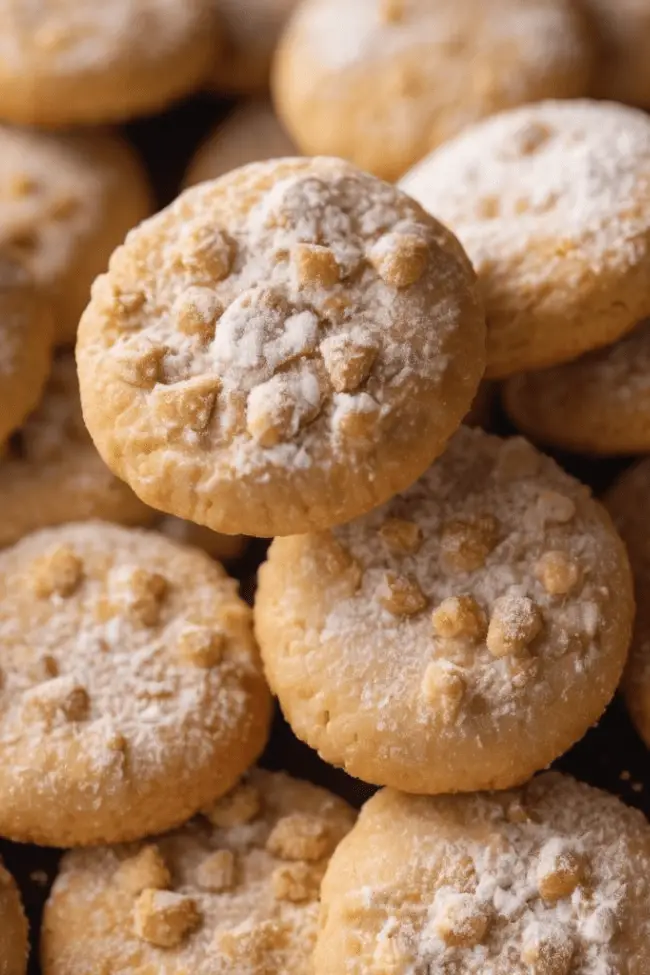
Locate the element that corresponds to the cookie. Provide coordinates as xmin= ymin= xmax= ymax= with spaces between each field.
xmin=0 ymin=860 xmax=28 ymax=975
xmin=504 ymin=320 xmax=650 ymax=456
xmin=315 ymin=772 xmax=650 ymax=975
xmin=255 ymin=426 xmax=633 ymax=794
xmin=272 ymin=0 xmax=592 ymax=182
xmin=211 ymin=0 xmax=299 ymax=93
xmin=42 ymin=769 xmax=355 ymax=975
xmin=0 ymin=1 xmax=216 ymax=127
xmin=0 ymin=126 xmax=151 ymax=344
xmin=606 ymin=460 xmax=650 ymax=749
xmin=185 ymin=101 xmax=296 ymax=187
xmin=582 ymin=0 xmax=650 ymax=107
xmin=77 ymin=157 xmax=485 ymax=538
xmin=0 ymin=522 xmax=271 ymax=846
xmin=157 ymin=517 xmax=247 ymax=562
xmin=401 ymin=99 xmax=650 ymax=378
xmin=0 ymin=253 xmax=54 ymax=444
xmin=0 ymin=354 xmax=154 ymax=549
xmin=464 ymin=381 xmax=495 ymax=430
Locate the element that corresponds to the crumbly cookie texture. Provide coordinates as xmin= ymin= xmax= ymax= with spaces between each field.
xmin=606 ymin=460 xmax=650 ymax=749
xmin=77 ymin=157 xmax=485 ymax=538
xmin=185 ymin=101 xmax=296 ymax=187
xmin=0 ymin=0 xmax=216 ymax=126
xmin=401 ymin=99 xmax=650 ymax=378
xmin=42 ymin=769 xmax=356 ymax=975
xmin=315 ymin=773 xmax=650 ymax=975
xmin=255 ymin=426 xmax=633 ymax=794
xmin=0 ymin=859 xmax=28 ymax=975
xmin=157 ymin=517 xmax=247 ymax=562
xmin=0 ymin=522 xmax=271 ymax=846
xmin=0 ymin=252 xmax=54 ymax=443
xmin=0 ymin=354 xmax=154 ymax=549
xmin=582 ymin=0 xmax=650 ymax=107
xmin=0 ymin=126 xmax=150 ymax=343
xmin=504 ymin=320 xmax=650 ymax=456
xmin=273 ymin=0 xmax=592 ymax=182
xmin=211 ymin=0 xmax=299 ymax=93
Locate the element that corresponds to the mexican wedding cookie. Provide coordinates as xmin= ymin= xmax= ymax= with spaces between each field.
xmin=0 ymin=354 xmax=154 ymax=549
xmin=255 ymin=427 xmax=634 ymax=794
xmin=272 ymin=0 xmax=592 ymax=182
xmin=42 ymin=770 xmax=355 ymax=975
xmin=0 ymin=0 xmax=216 ymax=127
xmin=0 ymin=522 xmax=271 ymax=846
xmin=401 ymin=100 xmax=650 ymax=377
xmin=582 ymin=0 xmax=650 ymax=107
xmin=0 ymin=860 xmax=28 ymax=975
xmin=504 ymin=321 xmax=650 ymax=456
xmin=211 ymin=0 xmax=299 ymax=92
xmin=315 ymin=773 xmax=650 ymax=975
xmin=77 ymin=157 xmax=485 ymax=538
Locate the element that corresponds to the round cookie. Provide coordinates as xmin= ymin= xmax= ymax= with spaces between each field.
xmin=42 ymin=769 xmax=355 ymax=975
xmin=0 ymin=522 xmax=271 ymax=846
xmin=255 ymin=426 xmax=634 ymax=794
xmin=0 ymin=860 xmax=28 ymax=975
xmin=0 ymin=354 xmax=154 ymax=549
xmin=0 ymin=252 xmax=54 ymax=444
xmin=504 ymin=320 xmax=650 ymax=456
xmin=212 ymin=0 xmax=299 ymax=93
xmin=272 ymin=0 xmax=592 ymax=182
xmin=157 ymin=517 xmax=247 ymax=562
xmin=185 ymin=101 xmax=296 ymax=187
xmin=0 ymin=126 xmax=151 ymax=344
xmin=315 ymin=773 xmax=650 ymax=975
xmin=0 ymin=0 xmax=216 ymax=127
xmin=77 ymin=157 xmax=485 ymax=538
xmin=401 ymin=99 xmax=650 ymax=378
xmin=464 ymin=380 xmax=495 ymax=430
xmin=582 ymin=0 xmax=650 ymax=107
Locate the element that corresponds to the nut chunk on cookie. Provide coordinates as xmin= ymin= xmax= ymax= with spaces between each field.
xmin=78 ymin=157 xmax=485 ymax=537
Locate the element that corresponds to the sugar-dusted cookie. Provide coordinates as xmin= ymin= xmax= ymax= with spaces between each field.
xmin=273 ymin=0 xmax=592 ymax=182
xmin=185 ymin=101 xmax=296 ymax=187
xmin=504 ymin=320 xmax=650 ymax=456
xmin=42 ymin=769 xmax=355 ymax=975
xmin=0 ymin=522 xmax=271 ymax=846
xmin=0 ymin=860 xmax=28 ymax=975
xmin=402 ymin=100 xmax=650 ymax=378
xmin=77 ymin=157 xmax=485 ymax=538
xmin=255 ymin=426 xmax=633 ymax=794
xmin=582 ymin=0 xmax=650 ymax=107
xmin=0 ymin=0 xmax=216 ymax=127
xmin=0 ymin=253 xmax=53 ymax=444
xmin=157 ymin=517 xmax=247 ymax=562
xmin=315 ymin=773 xmax=650 ymax=975
xmin=212 ymin=0 xmax=299 ymax=93
xmin=0 ymin=354 xmax=154 ymax=549
xmin=0 ymin=126 xmax=150 ymax=344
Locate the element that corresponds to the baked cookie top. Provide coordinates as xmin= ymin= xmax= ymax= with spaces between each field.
xmin=77 ymin=156 xmax=485 ymax=538
xmin=255 ymin=426 xmax=633 ymax=794
xmin=0 ymin=859 xmax=28 ymax=975
xmin=42 ymin=770 xmax=356 ymax=975
xmin=402 ymin=99 xmax=650 ymax=377
xmin=0 ymin=522 xmax=271 ymax=846
xmin=316 ymin=773 xmax=650 ymax=975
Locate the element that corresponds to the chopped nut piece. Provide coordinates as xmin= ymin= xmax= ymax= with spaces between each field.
xmin=321 ymin=334 xmax=377 ymax=392
xmin=272 ymin=861 xmax=321 ymax=902
xmin=178 ymin=626 xmax=225 ymax=668
xmin=133 ymin=889 xmax=200 ymax=947
xmin=247 ymin=369 xmax=321 ymax=447
xmin=155 ymin=375 xmax=221 ymax=434
xmin=181 ymin=225 xmax=234 ymax=282
xmin=205 ymin=783 xmax=261 ymax=828
xmin=31 ymin=545 xmax=83 ymax=598
xmin=494 ymin=439 xmax=541 ymax=481
xmin=535 ymin=551 xmax=580 ymax=596
xmin=537 ymin=841 xmax=584 ymax=902
xmin=432 ymin=595 xmax=486 ymax=641
xmin=369 ymin=232 xmax=429 ymax=288
xmin=214 ymin=920 xmax=289 ymax=964
xmin=23 ymin=676 xmax=89 ymax=725
xmin=117 ymin=845 xmax=171 ymax=895
xmin=422 ymin=663 xmax=465 ymax=723
xmin=117 ymin=344 xmax=167 ymax=389
xmin=434 ymin=892 xmax=490 ymax=947
xmin=378 ymin=572 xmax=427 ymax=616
xmin=379 ymin=518 xmax=422 ymax=556
xmin=267 ymin=813 xmax=333 ymax=861
xmin=197 ymin=850 xmax=236 ymax=892
xmin=118 ymin=568 xmax=168 ymax=627
xmin=487 ymin=593 xmax=543 ymax=657
xmin=335 ymin=394 xmax=381 ymax=442
xmin=293 ymin=243 xmax=340 ymax=287
xmin=440 ymin=515 xmax=499 ymax=573
xmin=372 ymin=936 xmax=412 ymax=973
xmin=174 ymin=287 xmax=223 ymax=340
xmin=537 ymin=491 xmax=576 ymax=524
xmin=521 ymin=923 xmax=574 ymax=975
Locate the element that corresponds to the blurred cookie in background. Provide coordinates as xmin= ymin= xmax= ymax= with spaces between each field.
xmin=212 ymin=0 xmax=299 ymax=93
xmin=157 ymin=516 xmax=247 ymax=563
xmin=580 ymin=0 xmax=650 ymax=107
xmin=0 ymin=859 xmax=28 ymax=975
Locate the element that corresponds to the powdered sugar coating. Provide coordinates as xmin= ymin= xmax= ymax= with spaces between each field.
xmin=402 ymin=100 xmax=650 ymax=377
xmin=255 ymin=427 xmax=633 ymax=794
xmin=78 ymin=157 xmax=485 ymax=538
xmin=0 ymin=522 xmax=271 ymax=846
xmin=0 ymin=859 xmax=28 ymax=975
xmin=316 ymin=774 xmax=650 ymax=975
xmin=43 ymin=770 xmax=355 ymax=975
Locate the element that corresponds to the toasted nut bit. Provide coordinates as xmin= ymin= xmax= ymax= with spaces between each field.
xmin=320 ymin=334 xmax=377 ymax=393
xmin=214 ymin=920 xmax=289 ymax=963
xmin=514 ymin=121 xmax=552 ymax=156
xmin=9 ymin=173 xmax=37 ymax=197
xmin=205 ymin=783 xmax=261 ymax=828
xmin=521 ymin=924 xmax=574 ymax=975
xmin=117 ymin=845 xmax=171 ymax=895
xmin=422 ymin=663 xmax=465 ymax=723
xmin=114 ymin=289 xmax=145 ymax=318
xmin=318 ymin=536 xmax=363 ymax=595
xmin=49 ymin=195 xmax=79 ymax=220
xmin=23 ymin=676 xmax=89 ymax=725
xmin=31 ymin=545 xmax=83 ymax=598
xmin=40 ymin=654 xmax=59 ymax=678
xmin=537 ymin=491 xmax=576 ymax=524
xmin=434 ymin=893 xmax=490 ymax=947
xmin=494 ymin=439 xmax=541 ymax=481
xmin=537 ymin=841 xmax=584 ymax=902
xmin=369 ymin=232 xmax=429 ymax=288
xmin=432 ymin=595 xmax=486 ymax=641
xmin=373 ymin=937 xmax=412 ymax=973
xmin=272 ymin=861 xmax=322 ymax=903
xmin=247 ymin=370 xmax=321 ymax=447
xmin=178 ymin=626 xmax=225 ymax=668
xmin=336 ymin=394 xmax=381 ymax=442
xmin=196 ymin=850 xmax=236 ymax=892
xmin=535 ymin=551 xmax=580 ymax=596
xmin=267 ymin=813 xmax=333 ymax=861
xmin=155 ymin=375 xmax=221 ymax=434
xmin=174 ymin=287 xmax=223 ymax=340
xmin=378 ymin=572 xmax=427 ymax=616
xmin=133 ymin=889 xmax=200 ymax=948
xmin=487 ymin=593 xmax=543 ymax=658
xmin=380 ymin=0 xmax=404 ymax=23
xmin=293 ymin=243 xmax=340 ymax=287
xmin=119 ymin=568 xmax=168 ymax=627
xmin=440 ymin=514 xmax=499 ymax=573
xmin=182 ymin=225 xmax=235 ymax=282
xmin=379 ymin=518 xmax=423 ymax=556
xmin=117 ymin=344 xmax=167 ymax=389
